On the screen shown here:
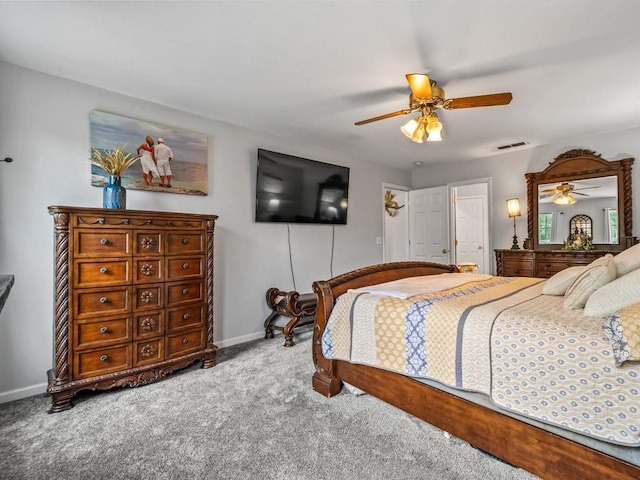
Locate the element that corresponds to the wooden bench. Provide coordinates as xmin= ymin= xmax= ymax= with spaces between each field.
xmin=263 ymin=288 xmax=317 ymax=347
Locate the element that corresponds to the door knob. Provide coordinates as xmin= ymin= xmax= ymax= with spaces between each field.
xmin=442 ymin=248 xmax=449 ymax=254
xmin=477 ymin=245 xmax=483 ymax=250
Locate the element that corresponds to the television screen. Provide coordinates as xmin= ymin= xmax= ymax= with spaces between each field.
xmin=255 ymin=149 xmax=350 ymax=224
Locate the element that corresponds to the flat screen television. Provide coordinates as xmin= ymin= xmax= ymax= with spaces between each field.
xmin=255 ymin=149 xmax=350 ymax=224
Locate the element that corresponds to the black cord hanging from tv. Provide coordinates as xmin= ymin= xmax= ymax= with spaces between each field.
xmin=287 ymin=223 xmax=297 ymax=292
xmin=330 ymin=225 xmax=335 ymax=278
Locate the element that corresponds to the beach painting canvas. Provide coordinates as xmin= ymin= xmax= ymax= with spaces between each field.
xmin=90 ymin=110 xmax=209 ymax=195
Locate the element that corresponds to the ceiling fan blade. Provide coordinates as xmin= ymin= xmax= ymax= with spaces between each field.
xmin=355 ymin=109 xmax=413 ymax=126
xmin=573 ymin=186 xmax=602 ymax=191
xmin=573 ymin=192 xmax=590 ymax=196
xmin=444 ymin=92 xmax=513 ymax=110
xmin=539 ymin=193 xmax=555 ymax=199
xmin=406 ymin=74 xmax=433 ymax=98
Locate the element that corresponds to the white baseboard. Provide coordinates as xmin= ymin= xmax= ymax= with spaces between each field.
xmin=0 ymin=382 xmax=47 ymax=404
xmin=0 ymin=331 xmax=285 ymax=404
xmin=215 ymin=331 xmax=265 ymax=349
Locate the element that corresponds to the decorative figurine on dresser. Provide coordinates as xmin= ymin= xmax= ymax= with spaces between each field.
xmin=496 ymin=149 xmax=636 ymax=278
xmin=47 ymin=206 xmax=218 ymax=413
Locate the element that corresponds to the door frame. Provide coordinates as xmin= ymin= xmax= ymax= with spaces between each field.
xmin=449 ymin=177 xmax=493 ymax=273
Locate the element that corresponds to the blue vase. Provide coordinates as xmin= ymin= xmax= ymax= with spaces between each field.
xmin=103 ymin=175 xmax=126 ymax=209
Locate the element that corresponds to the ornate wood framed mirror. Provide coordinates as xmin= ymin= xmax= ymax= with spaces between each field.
xmin=525 ymin=149 xmax=635 ymax=251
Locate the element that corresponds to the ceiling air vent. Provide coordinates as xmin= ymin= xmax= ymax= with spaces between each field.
xmin=496 ymin=141 xmax=529 ymax=151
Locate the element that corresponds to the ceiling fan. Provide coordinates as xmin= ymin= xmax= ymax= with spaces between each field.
xmin=354 ymin=73 xmax=513 ymax=143
xmin=539 ymin=182 xmax=601 ymax=204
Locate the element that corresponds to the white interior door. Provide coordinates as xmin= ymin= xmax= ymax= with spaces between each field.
xmin=409 ymin=186 xmax=450 ymax=264
xmin=455 ymin=196 xmax=486 ymax=272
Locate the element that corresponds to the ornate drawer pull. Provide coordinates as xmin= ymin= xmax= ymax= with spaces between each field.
xmin=140 ymin=237 xmax=155 ymax=249
xmin=140 ymin=291 xmax=155 ymax=304
xmin=183 ymin=313 xmax=190 ymax=320
xmin=182 ymin=263 xmax=189 ymax=270
xmin=182 ymin=288 xmax=189 ymax=295
xmin=100 ymin=326 xmax=108 ymax=334
xmin=99 ymin=296 xmax=108 ymax=304
xmin=100 ymin=267 xmax=108 ymax=274
xmin=182 ymin=338 xmax=189 ymax=344
xmin=140 ymin=344 xmax=157 ymax=358
xmin=182 ymin=238 xmax=190 ymax=244
xmin=140 ymin=264 xmax=154 ymax=276
xmin=100 ymin=238 xmax=109 ymax=245
xmin=141 ymin=317 xmax=155 ymax=330
xmin=100 ymin=355 xmax=108 ymax=362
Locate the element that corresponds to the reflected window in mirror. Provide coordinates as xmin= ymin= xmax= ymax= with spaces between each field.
xmin=607 ymin=209 xmax=618 ymax=243
xmin=538 ymin=213 xmax=553 ymax=244
xmin=569 ymin=214 xmax=592 ymax=240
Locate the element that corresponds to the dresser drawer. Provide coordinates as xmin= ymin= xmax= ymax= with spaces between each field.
xmin=503 ymin=265 xmax=534 ymax=277
xmin=74 ymin=259 xmax=131 ymax=288
xmin=166 ymin=280 xmax=204 ymax=307
xmin=166 ymin=232 xmax=205 ymax=255
xmin=74 ymin=287 xmax=131 ymax=318
xmin=166 ymin=303 xmax=205 ymax=333
xmin=134 ymin=311 xmax=164 ymax=339
xmin=133 ymin=258 xmax=164 ymax=284
xmin=74 ymin=345 xmax=132 ymax=379
xmin=75 ymin=229 xmax=130 ymax=257
xmin=535 ymin=260 xmax=574 ymax=278
xmin=74 ymin=315 xmax=132 ymax=350
xmin=134 ymin=231 xmax=163 ymax=256
xmin=133 ymin=338 xmax=164 ymax=366
xmin=166 ymin=256 xmax=204 ymax=281
xmin=166 ymin=328 xmax=205 ymax=359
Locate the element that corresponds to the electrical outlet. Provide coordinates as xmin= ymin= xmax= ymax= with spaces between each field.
xmin=376 ymin=237 xmax=382 ymax=245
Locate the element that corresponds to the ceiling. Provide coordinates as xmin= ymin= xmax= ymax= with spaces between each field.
xmin=2 ymin=1 xmax=640 ymax=170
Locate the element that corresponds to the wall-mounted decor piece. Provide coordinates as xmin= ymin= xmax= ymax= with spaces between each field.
xmin=384 ymin=189 xmax=405 ymax=217
xmin=90 ymin=110 xmax=209 ymax=196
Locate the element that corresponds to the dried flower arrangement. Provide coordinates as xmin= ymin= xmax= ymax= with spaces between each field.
xmin=91 ymin=145 xmax=139 ymax=176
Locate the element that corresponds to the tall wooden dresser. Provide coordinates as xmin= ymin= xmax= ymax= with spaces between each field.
xmin=47 ymin=206 xmax=218 ymax=413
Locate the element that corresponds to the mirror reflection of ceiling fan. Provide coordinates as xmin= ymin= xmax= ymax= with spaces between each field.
xmin=539 ymin=182 xmax=602 ymax=205
xmin=354 ymin=73 xmax=513 ymax=143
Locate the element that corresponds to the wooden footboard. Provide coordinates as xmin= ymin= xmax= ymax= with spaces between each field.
xmin=311 ymin=261 xmax=640 ymax=480
xmin=311 ymin=261 xmax=457 ymax=396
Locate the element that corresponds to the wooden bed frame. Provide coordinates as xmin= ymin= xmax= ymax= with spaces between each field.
xmin=311 ymin=261 xmax=640 ymax=480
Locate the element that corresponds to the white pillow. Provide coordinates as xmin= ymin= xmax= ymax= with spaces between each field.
xmin=542 ymin=266 xmax=586 ymax=296
xmin=614 ymin=242 xmax=640 ymax=277
xmin=584 ymin=268 xmax=640 ymax=317
xmin=563 ymin=254 xmax=617 ymax=310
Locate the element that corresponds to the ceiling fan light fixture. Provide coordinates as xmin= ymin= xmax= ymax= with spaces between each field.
xmin=400 ymin=118 xmax=419 ymax=138
xmin=553 ymin=194 xmax=577 ymax=205
xmin=426 ymin=113 xmax=443 ymax=142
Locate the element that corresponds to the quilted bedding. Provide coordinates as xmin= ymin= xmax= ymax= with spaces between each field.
xmin=321 ymin=275 xmax=640 ymax=446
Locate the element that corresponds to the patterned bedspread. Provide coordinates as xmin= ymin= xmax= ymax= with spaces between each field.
xmin=321 ymin=275 xmax=640 ymax=446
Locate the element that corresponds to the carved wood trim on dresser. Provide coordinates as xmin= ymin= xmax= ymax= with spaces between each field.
xmin=47 ymin=206 xmax=218 ymax=413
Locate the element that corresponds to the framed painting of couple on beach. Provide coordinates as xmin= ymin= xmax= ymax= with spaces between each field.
xmin=90 ymin=110 xmax=209 ymax=195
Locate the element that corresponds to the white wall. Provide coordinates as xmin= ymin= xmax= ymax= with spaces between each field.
xmin=0 ymin=62 xmax=411 ymax=402
xmin=412 ymin=132 xmax=640 ymax=256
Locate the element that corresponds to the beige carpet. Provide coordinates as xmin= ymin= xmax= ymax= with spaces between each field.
xmin=0 ymin=331 xmax=538 ymax=479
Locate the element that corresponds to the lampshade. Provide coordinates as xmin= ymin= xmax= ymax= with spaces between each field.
xmin=425 ymin=114 xmax=443 ymax=142
xmin=506 ymin=198 xmax=521 ymax=217
xmin=400 ymin=118 xmax=419 ymax=139
xmin=553 ymin=194 xmax=577 ymax=205
xmin=401 ymin=116 xmax=428 ymax=143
